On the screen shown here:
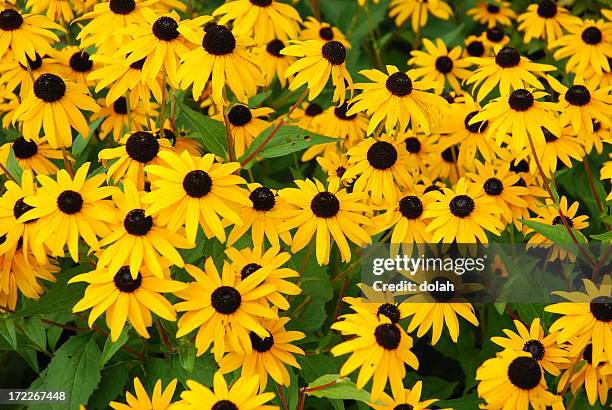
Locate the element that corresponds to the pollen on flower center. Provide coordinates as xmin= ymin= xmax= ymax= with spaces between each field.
xmin=334 ymin=103 xmax=356 ymax=120
xmin=508 ymin=89 xmax=534 ymax=111
xmin=152 ymin=16 xmax=179 ymax=41
xmin=0 ymin=9 xmax=23 ymax=31
xmin=211 ymin=286 xmax=241 ymax=314
xmin=507 ymin=356 xmax=541 ymax=390
xmin=467 ymin=40 xmax=485 ymax=57
xmin=367 ymin=141 xmax=398 ymax=170
xmin=113 ymin=97 xmax=128 ymax=115
xmin=12 ymin=137 xmax=38 ymax=159
xmin=429 ymin=276 xmax=456 ymax=301
xmin=305 ymin=103 xmax=323 ymax=117
xmin=182 ymin=170 xmax=212 ymax=198
xmin=250 ymin=0 xmax=273 ymax=6
xmin=69 ymin=51 xmax=93 ymax=72
xmin=321 ymin=40 xmax=346 ymax=65
xmin=581 ymin=26 xmax=602 ymax=45
xmin=57 ymin=190 xmax=83 ymax=214
xmin=33 ymin=73 xmax=66 ymax=103
xmin=486 ymin=26 xmax=504 ymax=42
xmin=203 ymin=23 xmax=236 ymax=55
xmin=374 ymin=323 xmax=401 ymax=350
xmin=495 ymin=46 xmax=520 ymax=68
xmin=13 ymin=198 xmax=35 ymax=221
xmin=113 ymin=267 xmax=142 ymax=292
xmin=565 ymin=85 xmax=591 ymax=106
xmin=125 ymin=131 xmax=160 ymax=163
xmin=487 ymin=4 xmax=500 ymax=13
xmin=266 ymin=39 xmax=285 ymax=57
xmin=464 ymin=111 xmax=488 ymax=133
xmin=211 ymin=400 xmax=238 ymax=410
xmin=377 ymin=303 xmax=400 ymax=324
xmin=589 ymin=296 xmax=611 ymax=322
xmin=435 ymin=56 xmax=454 ymax=74
xmin=449 ymin=195 xmax=475 ymax=218
xmin=109 ymin=0 xmax=136 ymax=15
xmin=227 ymin=105 xmax=252 ymax=126
xmin=124 ymin=209 xmax=153 ymax=235
xmin=310 ymin=191 xmax=340 ymax=218
xmin=404 ymin=137 xmax=421 ymax=153
xmin=319 ymin=26 xmax=334 ymax=40
xmin=552 ymin=214 xmax=573 ymax=227
xmin=537 ymin=0 xmax=557 ymax=18
xmin=249 ymin=331 xmax=274 ymax=352
xmin=523 ymin=339 xmax=545 ymax=360
xmin=399 ymin=195 xmax=424 ymax=219
xmin=385 ymin=72 xmax=413 ymax=96
xmin=240 ymin=263 xmax=262 ymax=280
xmin=483 ymin=177 xmax=504 ymax=196
xmin=249 ymin=186 xmax=275 ymax=211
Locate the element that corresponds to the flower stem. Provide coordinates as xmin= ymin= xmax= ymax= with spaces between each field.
xmin=61 ymin=147 xmax=75 ymax=177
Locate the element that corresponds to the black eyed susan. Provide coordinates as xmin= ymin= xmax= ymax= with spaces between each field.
xmin=75 ymin=0 xmax=158 ymax=53
xmin=156 ymin=128 xmax=202 ymax=156
xmin=218 ymin=104 xmax=273 ymax=158
xmin=370 ymin=380 xmax=451 ymax=410
xmin=316 ymin=150 xmax=353 ymax=187
xmin=116 ymin=9 xmax=205 ymax=85
xmin=88 ymin=54 xmax=163 ymax=112
xmin=26 ymin=0 xmax=74 ymax=23
xmin=423 ymin=177 xmax=503 ymax=243
xmin=331 ymin=305 xmax=419 ymax=400
xmin=96 ymin=180 xmax=193 ymax=280
xmin=584 ymin=117 xmax=611 ymax=154
xmin=526 ymin=197 xmax=589 ymax=262
xmin=0 ymin=241 xmax=57 ymax=310
xmin=342 ymin=288 xmax=411 ymax=324
xmin=464 ymin=35 xmax=488 ymax=58
xmin=174 ymin=258 xmax=277 ymax=361
xmin=278 ymin=179 xmax=372 ymax=265
xmin=468 ymin=88 xmax=561 ymax=153
xmin=177 ymin=22 xmax=264 ymax=105
xmin=0 ymin=51 xmax=62 ymax=97
xmin=372 ymin=188 xmax=433 ymax=244
xmin=396 ymin=130 xmax=437 ymax=174
xmin=517 ymin=0 xmax=582 ymax=43
xmin=550 ymin=19 xmax=612 ymax=76
xmin=515 ymin=125 xmax=585 ymax=177
xmin=477 ymin=350 xmax=564 ymax=410
xmin=479 ymin=25 xmax=510 ymax=51
xmin=53 ymin=46 xmax=97 ymax=86
xmin=110 ymin=378 xmax=177 ymax=410
xmin=545 ymin=275 xmax=611 ymax=366
xmin=254 ymin=39 xmax=295 ymax=88
xmin=408 ymin=38 xmax=472 ymax=93
xmin=90 ymin=97 xmax=155 ymax=141
xmin=172 ymin=373 xmax=275 ymax=410
xmin=343 ymin=135 xmax=413 ymax=205
xmin=437 ymin=93 xmax=503 ymax=167
xmin=0 ymin=86 xmax=19 ymax=128
xmin=465 ymin=46 xmax=555 ymax=101
xmin=99 ymin=131 xmax=173 ymax=190
xmin=466 ymin=160 xmax=530 ymax=226
xmin=225 ymin=246 xmax=301 ymax=311
xmin=142 ymin=150 xmax=250 ymax=243
xmin=388 ymin=0 xmax=453 ymax=33
xmin=289 ymin=101 xmax=325 ymax=133
xmin=213 ymin=0 xmax=301 ymax=43
xmin=467 ymin=1 xmax=516 ymax=28
xmin=346 ymin=66 xmax=449 ymax=135
xmin=70 ymin=263 xmax=186 ymax=341
xmin=423 ymin=138 xmax=461 ymax=184
xmin=225 ymin=184 xmax=292 ymax=249
xmin=300 ymin=17 xmax=350 ymax=48
xmin=13 ymin=73 xmax=99 ymax=148
xmin=0 ymin=8 xmax=63 ymax=66
xmin=0 ymin=137 xmax=63 ymax=176
xmin=491 ymin=318 xmax=569 ymax=376
xmin=18 ymin=162 xmax=118 ymax=262
xmin=283 ymin=39 xmax=353 ymax=104
xmin=603 ymin=157 xmax=612 ymax=201
xmin=219 ymin=316 xmax=305 ymax=391
xmin=547 ymin=75 xmax=612 ymax=136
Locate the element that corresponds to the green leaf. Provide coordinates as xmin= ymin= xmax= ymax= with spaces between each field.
xmin=144 ymin=355 xmax=217 ymax=390
xmin=297 ymin=299 xmax=327 ymax=331
xmin=88 ymin=363 xmax=129 ymax=410
xmin=298 ymin=261 xmax=333 ymax=302
xmin=29 ymin=333 xmax=102 ymax=410
xmin=0 ymin=317 xmax=17 ymax=349
xmin=240 ymin=125 xmax=336 ymax=164
xmin=72 ymin=117 xmax=104 ymax=157
xmin=591 ymin=231 xmax=612 ymax=242
xmin=175 ymin=98 xmax=227 ymax=158
xmin=521 ymin=219 xmax=590 ymax=259
xmin=99 ymin=328 xmax=129 ymax=366
xmin=249 ymin=90 xmax=273 ymax=106
xmin=306 ymin=374 xmax=371 ymax=403
xmin=6 ymin=147 xmax=22 ymax=183
xmin=177 ymin=341 xmax=196 ymax=372
xmin=22 ymin=317 xmax=47 ymax=351
xmin=297 ymin=354 xmax=342 ymax=383
xmin=436 ymin=394 xmax=479 ymax=410
xmin=13 ymin=265 xmax=89 ymax=318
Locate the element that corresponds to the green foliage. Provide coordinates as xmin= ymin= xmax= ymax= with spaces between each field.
xmin=175 ymin=97 xmax=228 ymax=158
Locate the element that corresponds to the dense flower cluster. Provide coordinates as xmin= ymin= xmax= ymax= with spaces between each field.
xmin=0 ymin=0 xmax=610 ymax=409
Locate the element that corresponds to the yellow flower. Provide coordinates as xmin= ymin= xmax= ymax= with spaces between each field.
xmin=467 ymin=1 xmax=516 ymax=28
xmin=110 ymin=378 xmax=177 ymax=410
xmin=517 ymin=0 xmax=582 ymax=43
xmin=388 ymin=0 xmax=452 ymax=33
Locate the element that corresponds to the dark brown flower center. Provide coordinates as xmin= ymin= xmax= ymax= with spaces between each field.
xmin=486 ymin=26 xmax=504 ymax=42
xmin=305 ymin=103 xmax=323 ymax=117
xmin=523 ymin=339 xmax=545 ymax=360
xmin=483 ymin=177 xmax=503 ymax=195
xmin=249 ymin=331 xmax=274 ymax=352
xmin=399 ymin=195 xmax=423 ymax=219
xmin=495 ymin=46 xmax=520 ymax=68
xmin=311 ymin=191 xmax=340 ymax=218
xmin=124 ymin=209 xmax=153 ymax=235
xmin=464 ymin=111 xmax=488 ymax=133
xmin=404 ymin=137 xmax=421 ymax=153
xmin=113 ymin=97 xmax=128 ymax=115
xmin=508 ymin=89 xmax=534 ymax=111
xmin=590 ymin=296 xmax=611 ymax=322
xmin=467 ymin=41 xmax=485 ymax=57
xmin=441 ymin=145 xmax=459 ymax=163
xmin=19 ymin=53 xmax=42 ymax=71
xmin=377 ymin=303 xmax=400 ymax=324
xmin=319 ymin=26 xmax=334 ymax=40
xmin=130 ymin=57 xmax=146 ymax=70
xmin=449 ymin=195 xmax=475 ymax=217
xmin=565 ymin=85 xmax=591 ymax=106
xmin=510 ymin=159 xmax=529 ymax=173
xmin=152 ymin=16 xmax=179 ymax=41
xmin=429 ymin=276 xmax=456 ymax=301
xmin=266 ymin=39 xmax=285 ymax=57
xmin=581 ymin=27 xmax=602 ymax=45
xmin=507 ymin=356 xmax=541 ymax=390
xmin=125 ymin=131 xmax=159 ymax=163
xmin=552 ymin=214 xmax=573 ymax=228
xmin=374 ymin=323 xmax=401 ymax=350
xmin=13 ymin=197 xmax=34 ymax=221
xmin=393 ymin=405 xmax=414 ymax=410
xmin=367 ymin=141 xmax=398 ymax=170
xmin=385 ymin=72 xmax=413 ymax=96
xmin=227 ymin=104 xmax=252 ymax=126
xmin=542 ymin=126 xmax=558 ymax=143
xmin=182 ymin=170 xmax=212 ymax=198
xmin=113 ymin=266 xmax=142 ymax=292
xmin=582 ymin=344 xmax=592 ymax=364
xmin=240 ymin=263 xmax=262 ymax=280
xmin=69 ymin=51 xmax=93 ymax=72
xmin=203 ymin=23 xmax=236 ymax=55
xmin=33 ymin=73 xmax=66 ymax=102
xmin=435 ymin=56 xmax=454 ymax=73
xmin=211 ymin=286 xmax=241 ymax=314
xmin=212 ymin=400 xmax=238 ymax=410
xmin=0 ymin=9 xmax=23 ymax=30
xmin=250 ymin=0 xmax=272 ymax=5
xmin=12 ymin=137 xmax=37 ymax=159
xmin=321 ymin=41 xmax=346 ymax=65
xmin=249 ymin=186 xmax=275 ymax=211
xmin=537 ymin=0 xmax=557 ymax=18
xmin=334 ymin=103 xmax=356 ymax=120
xmin=57 ymin=190 xmax=83 ymax=214
xmin=109 ymin=0 xmax=136 ymax=15
xmin=155 ymin=129 xmax=176 ymax=146
xmin=487 ymin=4 xmax=500 ymax=13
